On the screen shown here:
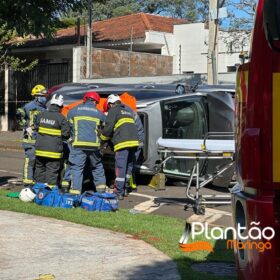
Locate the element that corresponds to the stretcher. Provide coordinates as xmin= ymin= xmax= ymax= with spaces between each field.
xmin=156 ymin=133 xmax=235 ymax=215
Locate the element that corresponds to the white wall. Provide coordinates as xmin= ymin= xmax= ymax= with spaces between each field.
xmin=172 ymin=23 xmax=250 ymax=74
xmin=173 ymin=23 xmax=208 ymax=74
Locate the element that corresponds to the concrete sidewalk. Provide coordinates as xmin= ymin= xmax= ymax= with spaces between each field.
xmin=0 ymin=131 xmax=22 ymax=151
xmin=0 ymin=210 xmax=180 ymax=280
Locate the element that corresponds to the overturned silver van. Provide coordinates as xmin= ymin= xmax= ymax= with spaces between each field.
xmin=100 ymin=84 xmax=235 ymax=186
xmin=49 ymin=83 xmax=235 ymax=185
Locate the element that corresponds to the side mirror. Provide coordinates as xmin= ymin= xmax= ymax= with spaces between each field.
xmin=175 ymin=84 xmax=185 ymax=94
xmin=263 ymin=0 xmax=280 ymax=51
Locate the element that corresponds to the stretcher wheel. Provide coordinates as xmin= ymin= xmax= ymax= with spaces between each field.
xmin=193 ymin=204 xmax=205 ymax=215
xmin=153 ymin=165 xmax=161 ymax=173
xmin=184 ymin=203 xmax=193 ymax=211
xmin=193 ymin=197 xmax=206 ymax=215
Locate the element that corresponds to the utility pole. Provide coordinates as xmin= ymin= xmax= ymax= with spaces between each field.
xmin=86 ymin=0 xmax=92 ymax=79
xmin=128 ymin=27 xmax=133 ymax=76
xmin=207 ymin=0 xmax=219 ymax=85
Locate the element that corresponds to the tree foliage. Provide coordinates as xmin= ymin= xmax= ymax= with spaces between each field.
xmin=0 ymin=0 xmax=86 ymax=71
xmin=227 ymin=0 xmax=257 ymax=31
xmin=221 ymin=0 xmax=257 ymax=53
xmin=140 ymin=0 xmax=208 ymax=22
xmin=0 ymin=0 xmax=84 ymax=38
xmin=61 ymin=0 xmax=209 ymax=23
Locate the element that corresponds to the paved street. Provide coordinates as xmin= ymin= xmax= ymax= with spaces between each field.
xmin=0 ymin=146 xmax=233 ymax=228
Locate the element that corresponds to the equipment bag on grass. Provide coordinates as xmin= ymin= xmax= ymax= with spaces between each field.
xmin=32 ymin=182 xmax=48 ymax=194
xmin=80 ymin=191 xmax=118 ymax=212
xmin=35 ymin=187 xmax=79 ymax=208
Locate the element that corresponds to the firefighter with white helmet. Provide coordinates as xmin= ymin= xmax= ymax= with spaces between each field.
xmin=101 ymin=94 xmax=139 ymax=200
xmin=34 ymin=93 xmax=70 ymax=188
xmin=16 ymin=84 xmax=47 ymax=187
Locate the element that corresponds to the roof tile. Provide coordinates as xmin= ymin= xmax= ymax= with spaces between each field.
xmin=57 ymin=12 xmax=187 ymax=42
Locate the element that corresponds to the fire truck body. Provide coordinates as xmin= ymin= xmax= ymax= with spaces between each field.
xmin=233 ymin=0 xmax=280 ymax=279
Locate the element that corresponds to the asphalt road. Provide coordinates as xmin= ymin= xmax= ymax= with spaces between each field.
xmin=0 ymin=149 xmax=233 ymax=227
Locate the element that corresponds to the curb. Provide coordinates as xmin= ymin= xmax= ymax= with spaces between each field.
xmin=0 ymin=145 xmax=22 ymax=152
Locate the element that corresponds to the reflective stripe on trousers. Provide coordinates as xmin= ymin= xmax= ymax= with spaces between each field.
xmin=114 ymin=148 xmax=136 ymax=195
xmin=22 ymin=143 xmax=35 ymax=185
xmin=69 ymin=148 xmax=106 ymax=193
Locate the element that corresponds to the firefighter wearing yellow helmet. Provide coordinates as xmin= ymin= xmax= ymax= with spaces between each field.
xmin=16 ymin=84 xmax=47 ymax=187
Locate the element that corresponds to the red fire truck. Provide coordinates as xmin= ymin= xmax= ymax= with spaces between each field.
xmin=232 ymin=0 xmax=280 ymax=279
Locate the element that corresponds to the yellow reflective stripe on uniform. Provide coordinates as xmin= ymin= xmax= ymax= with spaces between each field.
xmin=24 ymin=158 xmax=29 ymax=181
xmin=22 ymin=138 xmax=36 ymax=144
xmin=100 ymin=134 xmax=110 ymax=141
xmin=74 ymin=116 xmax=100 ymax=123
xmin=73 ymin=116 xmax=100 ymax=146
xmin=114 ymin=118 xmax=135 ymax=130
xmin=72 ymin=141 xmax=100 ymax=147
xmin=35 ymin=150 xmax=62 ymax=159
xmin=70 ymin=189 xmax=80 ymax=194
xmin=23 ymin=179 xmax=34 ymax=184
xmin=39 ymin=127 xmax=62 ymax=136
xmin=114 ymin=140 xmax=139 ymax=151
xmin=61 ymin=181 xmax=70 ymax=186
xmin=29 ymin=110 xmax=40 ymax=128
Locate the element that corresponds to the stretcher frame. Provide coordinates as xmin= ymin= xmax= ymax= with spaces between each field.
xmin=156 ymin=133 xmax=234 ymax=215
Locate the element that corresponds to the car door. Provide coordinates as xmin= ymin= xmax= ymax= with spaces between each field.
xmin=160 ymin=96 xmax=208 ymax=177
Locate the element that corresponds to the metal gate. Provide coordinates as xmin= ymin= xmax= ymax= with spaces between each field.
xmin=7 ymin=62 xmax=72 ymax=130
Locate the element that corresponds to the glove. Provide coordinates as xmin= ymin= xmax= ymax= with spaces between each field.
xmin=101 ymin=142 xmax=108 ymax=149
xmin=26 ymin=127 xmax=33 ymax=137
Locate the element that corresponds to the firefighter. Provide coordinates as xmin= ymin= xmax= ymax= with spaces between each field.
xmin=16 ymin=84 xmax=47 ymax=187
xmin=101 ymin=94 xmax=139 ymax=200
xmin=34 ymin=94 xmax=70 ymax=187
xmin=103 ymin=97 xmax=144 ymax=193
xmin=66 ymin=91 xmax=107 ymax=194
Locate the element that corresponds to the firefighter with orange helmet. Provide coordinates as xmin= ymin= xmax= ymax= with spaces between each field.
xmin=66 ymin=91 xmax=107 ymax=194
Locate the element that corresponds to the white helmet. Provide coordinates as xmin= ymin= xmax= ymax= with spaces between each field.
xmin=107 ymin=94 xmax=120 ymax=104
xmin=19 ymin=188 xmax=36 ymax=202
xmin=50 ymin=94 xmax=64 ymax=107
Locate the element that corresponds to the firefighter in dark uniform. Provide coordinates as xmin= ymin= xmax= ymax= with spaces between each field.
xmin=100 ymin=94 xmax=139 ymax=200
xmin=34 ymin=94 xmax=70 ymax=187
xmin=103 ymin=98 xmax=144 ymax=193
xmin=66 ymin=91 xmax=107 ymax=194
xmin=16 ymin=84 xmax=47 ymax=187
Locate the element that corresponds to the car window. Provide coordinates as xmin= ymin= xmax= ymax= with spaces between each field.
xmin=160 ymin=97 xmax=208 ymax=176
xmin=161 ymin=97 xmax=207 ymax=139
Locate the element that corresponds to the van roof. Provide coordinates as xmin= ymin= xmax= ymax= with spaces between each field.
xmin=49 ymin=82 xmax=235 ymax=105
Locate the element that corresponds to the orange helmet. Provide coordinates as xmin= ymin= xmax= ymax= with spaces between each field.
xmin=103 ymin=101 xmax=108 ymax=112
xmin=83 ymin=91 xmax=100 ymax=103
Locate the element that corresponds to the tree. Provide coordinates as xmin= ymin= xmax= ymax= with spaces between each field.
xmin=92 ymin=0 xmax=141 ymax=20
xmin=0 ymin=0 xmax=84 ymax=37
xmin=0 ymin=24 xmax=38 ymax=72
xmin=61 ymin=0 xmax=141 ymax=23
xmin=0 ymin=0 xmax=86 ymax=71
xmin=221 ymin=0 xmax=257 ymax=54
xmin=227 ymin=0 xmax=257 ymax=31
xmin=139 ymin=0 xmax=209 ymax=21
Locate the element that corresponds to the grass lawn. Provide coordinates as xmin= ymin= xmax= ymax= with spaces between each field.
xmin=0 ymin=189 xmax=236 ymax=280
